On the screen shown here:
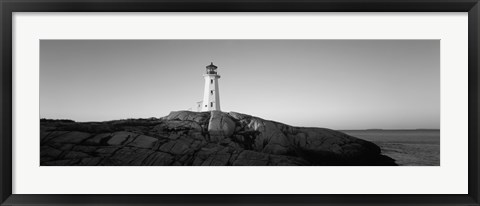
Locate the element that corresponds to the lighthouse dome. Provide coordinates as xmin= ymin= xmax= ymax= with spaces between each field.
xmin=206 ymin=62 xmax=218 ymax=70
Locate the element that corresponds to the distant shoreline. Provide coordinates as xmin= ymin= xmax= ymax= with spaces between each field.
xmin=341 ymin=129 xmax=440 ymax=131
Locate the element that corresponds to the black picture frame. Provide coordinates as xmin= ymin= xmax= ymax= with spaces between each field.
xmin=1 ymin=0 xmax=479 ymax=205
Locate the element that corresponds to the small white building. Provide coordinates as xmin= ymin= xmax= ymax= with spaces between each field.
xmin=197 ymin=62 xmax=221 ymax=111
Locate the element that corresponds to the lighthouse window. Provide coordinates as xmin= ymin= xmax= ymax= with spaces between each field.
xmin=211 ymin=102 xmax=213 ymax=107
xmin=210 ymin=90 xmax=213 ymax=95
xmin=210 ymin=80 xmax=213 ymax=84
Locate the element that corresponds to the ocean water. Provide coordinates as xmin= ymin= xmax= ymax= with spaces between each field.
xmin=341 ymin=130 xmax=440 ymax=166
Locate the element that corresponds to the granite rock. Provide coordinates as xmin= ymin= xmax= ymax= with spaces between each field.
xmin=40 ymin=111 xmax=396 ymax=166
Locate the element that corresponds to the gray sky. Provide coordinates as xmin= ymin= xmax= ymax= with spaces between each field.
xmin=40 ymin=40 xmax=439 ymax=130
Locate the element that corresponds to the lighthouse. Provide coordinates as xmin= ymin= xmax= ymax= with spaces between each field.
xmin=201 ymin=62 xmax=221 ymax=111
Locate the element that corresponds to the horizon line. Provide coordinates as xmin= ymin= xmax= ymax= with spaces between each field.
xmin=39 ymin=117 xmax=440 ymax=131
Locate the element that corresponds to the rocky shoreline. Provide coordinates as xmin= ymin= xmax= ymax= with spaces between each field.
xmin=40 ymin=111 xmax=397 ymax=166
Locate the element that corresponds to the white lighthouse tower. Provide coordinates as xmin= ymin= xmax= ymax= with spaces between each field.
xmin=201 ymin=62 xmax=221 ymax=111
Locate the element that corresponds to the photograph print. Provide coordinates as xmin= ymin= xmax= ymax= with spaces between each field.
xmin=40 ymin=40 xmax=440 ymax=166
